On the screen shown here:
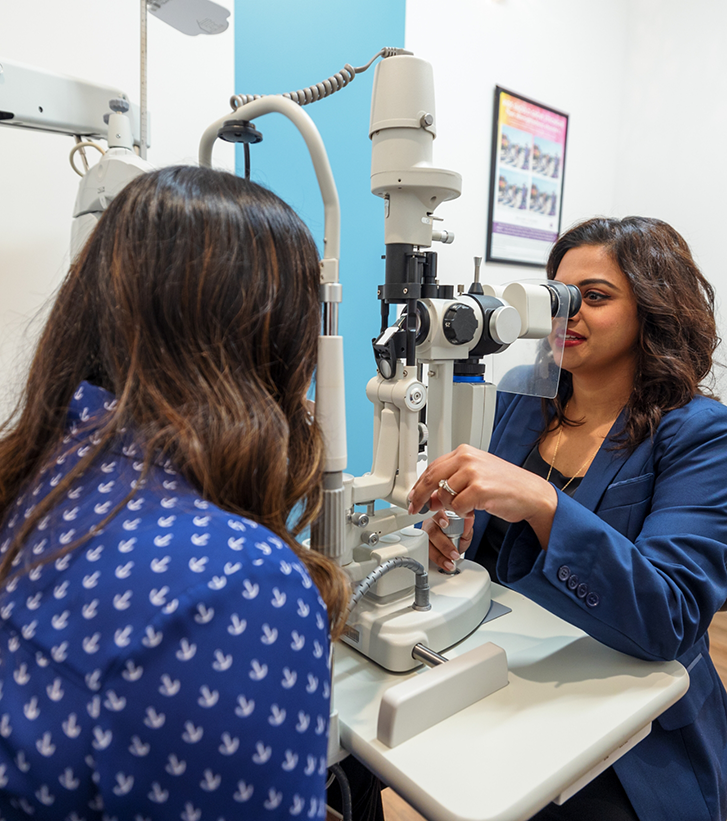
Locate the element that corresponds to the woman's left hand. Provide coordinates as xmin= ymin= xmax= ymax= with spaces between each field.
xmin=408 ymin=445 xmax=558 ymax=549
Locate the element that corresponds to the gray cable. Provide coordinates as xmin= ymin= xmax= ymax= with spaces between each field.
xmin=229 ymin=47 xmax=412 ymax=111
xmin=328 ymin=763 xmax=353 ymax=821
xmin=348 ymin=556 xmax=431 ymax=615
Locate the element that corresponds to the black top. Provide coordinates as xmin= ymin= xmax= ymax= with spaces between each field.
xmin=473 ymin=444 xmax=582 ymax=583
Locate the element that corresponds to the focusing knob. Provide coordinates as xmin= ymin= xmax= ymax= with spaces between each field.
xmin=443 ymin=303 xmax=477 ymax=345
xmin=489 ymin=305 xmax=521 ymax=345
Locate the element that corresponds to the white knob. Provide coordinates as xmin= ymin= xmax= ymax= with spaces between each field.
xmin=405 ymin=382 xmax=427 ymax=412
xmin=489 ymin=305 xmax=521 ymax=345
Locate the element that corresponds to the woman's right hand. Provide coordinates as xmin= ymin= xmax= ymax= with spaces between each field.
xmin=423 ymin=511 xmax=475 ymax=573
xmin=409 ymin=445 xmax=557 ymax=551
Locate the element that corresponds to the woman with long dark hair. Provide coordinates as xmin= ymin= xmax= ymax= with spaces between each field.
xmin=0 ymin=165 xmax=348 ymax=818
xmin=410 ymin=217 xmax=727 ymax=821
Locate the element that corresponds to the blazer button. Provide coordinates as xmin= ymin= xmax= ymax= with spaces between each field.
xmin=586 ymin=592 xmax=600 ymax=608
xmin=577 ymin=583 xmax=588 ymax=599
xmin=567 ymin=574 xmax=579 ymax=591
xmin=557 ymin=565 xmax=571 ymax=582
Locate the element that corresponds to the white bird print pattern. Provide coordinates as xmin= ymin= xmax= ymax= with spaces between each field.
xmin=0 ymin=382 xmax=332 ymax=819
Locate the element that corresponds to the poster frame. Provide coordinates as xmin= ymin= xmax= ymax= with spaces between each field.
xmin=486 ymin=86 xmax=569 ymax=268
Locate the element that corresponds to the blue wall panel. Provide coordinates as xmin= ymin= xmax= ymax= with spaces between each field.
xmin=234 ymin=0 xmax=406 ymax=478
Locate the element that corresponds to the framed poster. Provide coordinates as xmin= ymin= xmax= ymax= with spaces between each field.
xmin=486 ymin=87 xmax=569 ymax=267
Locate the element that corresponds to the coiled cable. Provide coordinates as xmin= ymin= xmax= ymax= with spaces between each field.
xmin=229 ymin=46 xmax=411 ymax=111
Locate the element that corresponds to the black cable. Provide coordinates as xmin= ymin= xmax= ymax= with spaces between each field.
xmin=244 ymin=142 xmax=251 ymax=180
xmin=328 ymin=763 xmax=353 ymax=821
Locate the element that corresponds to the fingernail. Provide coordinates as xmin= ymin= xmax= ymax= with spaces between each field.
xmin=438 ymin=518 xmax=449 ymax=529
xmin=408 ymin=503 xmax=415 ymax=514
xmin=443 ymin=560 xmax=454 ymax=572
xmin=449 ymin=550 xmax=460 ymax=561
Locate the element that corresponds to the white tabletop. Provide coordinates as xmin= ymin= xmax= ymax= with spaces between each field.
xmin=333 ymin=584 xmax=689 ymax=821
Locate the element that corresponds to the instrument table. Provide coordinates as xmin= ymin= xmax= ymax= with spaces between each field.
xmin=333 ymin=584 xmax=688 ymax=821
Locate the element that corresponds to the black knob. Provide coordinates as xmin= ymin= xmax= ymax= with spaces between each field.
xmin=217 ymin=120 xmax=263 ymax=144
xmin=443 ymin=303 xmax=477 ymax=345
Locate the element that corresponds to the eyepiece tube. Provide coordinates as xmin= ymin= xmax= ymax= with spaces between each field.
xmin=564 ymin=284 xmax=582 ymax=317
xmin=543 ymin=282 xmax=582 ymax=318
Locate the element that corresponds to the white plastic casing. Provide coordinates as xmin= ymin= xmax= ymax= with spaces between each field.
xmin=316 ymin=336 xmax=347 ymax=473
xmin=369 ymin=55 xmax=461 ymax=247
xmin=451 ymin=381 xmax=498 ymax=453
xmin=70 ymin=148 xmax=152 ymax=259
xmin=106 ymin=112 xmax=133 ymax=150
xmin=0 ymin=59 xmax=143 ymax=143
xmin=502 ymin=282 xmax=553 ymax=339
xmin=342 ymin=529 xmax=492 ymax=672
xmin=377 ymin=642 xmax=508 ymax=747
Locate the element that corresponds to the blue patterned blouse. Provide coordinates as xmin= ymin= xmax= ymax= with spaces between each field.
xmin=0 ymin=382 xmax=332 ymax=820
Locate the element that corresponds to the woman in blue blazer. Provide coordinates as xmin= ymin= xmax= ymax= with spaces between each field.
xmin=408 ymin=217 xmax=727 ymax=821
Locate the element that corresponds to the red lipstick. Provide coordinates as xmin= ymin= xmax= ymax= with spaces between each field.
xmin=553 ymin=330 xmax=585 ymax=349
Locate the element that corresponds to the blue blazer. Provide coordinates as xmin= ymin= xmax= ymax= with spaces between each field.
xmin=467 ymin=392 xmax=727 ymax=821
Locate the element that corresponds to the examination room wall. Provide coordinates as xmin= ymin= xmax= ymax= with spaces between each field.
xmin=406 ymin=0 xmax=727 ymax=391
xmin=233 ymin=0 xmax=406 ymax=480
xmin=611 ymin=0 xmax=727 ymax=391
xmin=0 ymin=1 xmax=236 ymax=416
xmin=405 ymin=0 xmax=629 ymax=288
xmin=2 ymin=0 xmax=726 ymax=445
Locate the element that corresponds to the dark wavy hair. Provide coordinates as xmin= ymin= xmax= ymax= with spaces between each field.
xmin=544 ymin=216 xmax=720 ymax=448
xmin=0 ymin=165 xmax=348 ymax=637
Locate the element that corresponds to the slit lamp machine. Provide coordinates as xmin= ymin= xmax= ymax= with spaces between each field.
xmin=198 ymin=46 xmax=580 ymax=683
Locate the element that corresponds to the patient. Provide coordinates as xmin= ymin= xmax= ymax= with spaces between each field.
xmin=0 ymin=166 xmax=348 ymax=819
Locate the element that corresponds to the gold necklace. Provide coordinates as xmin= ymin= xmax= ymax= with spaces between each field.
xmin=545 ymin=405 xmax=602 ymax=492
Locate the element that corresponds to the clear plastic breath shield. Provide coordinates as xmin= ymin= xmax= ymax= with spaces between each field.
xmin=490 ymin=278 xmax=574 ymax=399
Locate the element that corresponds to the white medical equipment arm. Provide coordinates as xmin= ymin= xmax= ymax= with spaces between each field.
xmin=199 ymin=96 xmax=348 ymax=563
xmin=0 ymin=60 xmax=152 ymax=256
xmin=0 ymin=60 xmax=142 ymax=143
xmin=200 ymin=96 xmax=341 ymax=279
xmin=71 ymin=99 xmax=153 ymax=258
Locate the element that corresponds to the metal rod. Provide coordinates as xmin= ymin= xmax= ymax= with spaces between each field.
xmin=140 ymin=0 xmax=148 ymax=160
xmin=323 ymin=303 xmax=339 ymax=336
xmin=412 ymin=643 xmax=447 ymax=667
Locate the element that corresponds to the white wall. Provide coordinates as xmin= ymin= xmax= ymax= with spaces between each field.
xmin=613 ymin=0 xmax=727 ymax=389
xmin=0 ymin=0 xmax=235 ymax=414
xmin=406 ymin=0 xmax=630 ymax=289
xmin=3 ymin=1 xmax=725 ymax=412
xmin=406 ymin=0 xmax=727 ymax=388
